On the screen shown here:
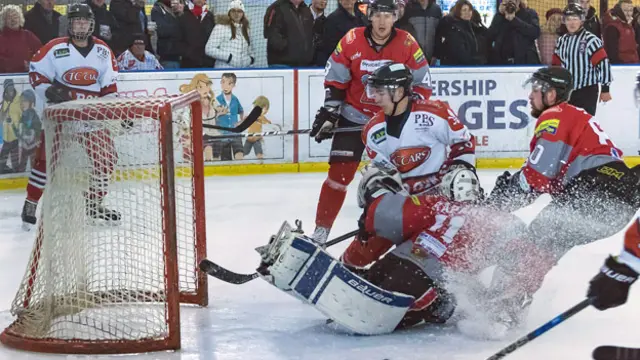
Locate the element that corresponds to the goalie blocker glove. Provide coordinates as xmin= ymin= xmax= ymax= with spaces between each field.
xmin=310 ymin=106 xmax=340 ymax=143
xmin=588 ymin=255 xmax=638 ymax=310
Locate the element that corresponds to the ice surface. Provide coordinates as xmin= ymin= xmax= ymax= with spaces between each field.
xmin=0 ymin=170 xmax=638 ymax=360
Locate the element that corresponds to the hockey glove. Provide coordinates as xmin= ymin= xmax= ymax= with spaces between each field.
xmin=45 ymin=83 xmax=73 ymax=104
xmin=486 ymin=170 xmax=537 ymax=212
xmin=310 ymin=106 xmax=340 ymax=143
xmin=588 ymin=255 xmax=638 ymax=311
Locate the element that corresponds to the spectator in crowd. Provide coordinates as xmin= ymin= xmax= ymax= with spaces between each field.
xmin=179 ymin=0 xmax=216 ymax=68
xmin=264 ymin=0 xmax=315 ymax=67
xmin=404 ymin=0 xmax=443 ymax=62
xmin=310 ymin=0 xmax=327 ymax=67
xmin=317 ymin=0 xmax=363 ymax=66
xmin=538 ymin=8 xmax=562 ymax=65
xmin=24 ymin=0 xmax=61 ymax=46
xmin=433 ymin=0 xmax=484 ymax=65
xmin=85 ymin=0 xmax=119 ymax=51
xmin=151 ymin=0 xmax=185 ymax=69
xmin=15 ymin=89 xmax=41 ymax=173
xmin=603 ymin=0 xmax=638 ymax=64
xmin=394 ymin=0 xmax=418 ymax=41
xmin=562 ymin=0 xmax=601 ymax=38
xmin=0 ymin=79 xmax=20 ymax=173
xmin=470 ymin=8 xmax=490 ymax=64
xmin=553 ymin=3 xmax=612 ymax=116
xmin=215 ymin=73 xmax=244 ymax=160
xmin=486 ymin=0 xmax=540 ymax=65
xmin=118 ymin=33 xmax=164 ymax=70
xmin=110 ymin=0 xmax=154 ymax=55
xmin=0 ymin=5 xmax=42 ymax=74
xmin=205 ymin=0 xmax=255 ymax=68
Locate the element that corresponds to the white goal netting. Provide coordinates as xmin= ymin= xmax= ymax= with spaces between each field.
xmin=0 ymin=91 xmax=207 ymax=354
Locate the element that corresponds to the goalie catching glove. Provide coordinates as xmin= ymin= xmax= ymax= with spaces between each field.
xmin=45 ymin=82 xmax=73 ymax=104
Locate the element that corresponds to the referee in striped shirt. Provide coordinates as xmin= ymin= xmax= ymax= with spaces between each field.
xmin=552 ymin=3 xmax=612 ymax=116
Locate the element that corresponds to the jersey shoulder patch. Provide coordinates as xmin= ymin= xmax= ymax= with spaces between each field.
xmin=32 ymin=37 xmax=70 ymax=62
xmin=363 ymin=111 xmax=386 ymax=146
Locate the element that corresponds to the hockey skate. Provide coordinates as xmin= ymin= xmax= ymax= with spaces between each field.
xmin=86 ymin=198 xmax=121 ymax=226
xmin=310 ymin=226 xmax=330 ymax=244
xmin=21 ymin=200 xmax=37 ymax=231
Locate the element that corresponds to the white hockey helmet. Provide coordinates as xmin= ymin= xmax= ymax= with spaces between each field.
xmin=440 ymin=167 xmax=481 ymax=202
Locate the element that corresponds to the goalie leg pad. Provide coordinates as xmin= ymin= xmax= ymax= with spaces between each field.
xmin=262 ymin=232 xmax=414 ymax=335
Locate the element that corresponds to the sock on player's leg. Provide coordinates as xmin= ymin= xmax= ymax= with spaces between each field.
xmin=314 ymin=161 xmax=360 ymax=241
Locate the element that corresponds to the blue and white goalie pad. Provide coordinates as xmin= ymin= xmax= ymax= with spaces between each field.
xmin=257 ymin=221 xmax=415 ymax=335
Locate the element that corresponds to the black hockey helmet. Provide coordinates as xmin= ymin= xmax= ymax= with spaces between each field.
xmin=525 ymin=66 xmax=573 ymax=101
xmin=67 ymin=3 xmax=95 ymax=42
xmin=366 ymin=63 xmax=413 ymax=113
xmin=562 ymin=2 xmax=585 ymax=21
xmin=367 ymin=0 xmax=398 ymax=18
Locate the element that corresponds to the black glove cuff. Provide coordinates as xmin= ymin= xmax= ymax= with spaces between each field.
xmin=605 ymin=256 xmax=639 ymax=283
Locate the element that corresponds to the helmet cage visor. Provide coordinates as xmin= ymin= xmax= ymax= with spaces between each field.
xmin=365 ymin=82 xmax=400 ymax=100
xmin=69 ymin=16 xmax=95 ymax=41
xmin=367 ymin=6 xmax=399 ymax=21
xmin=523 ymin=77 xmax=551 ymax=93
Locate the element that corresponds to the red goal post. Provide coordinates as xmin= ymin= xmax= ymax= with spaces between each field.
xmin=0 ymin=90 xmax=208 ymax=354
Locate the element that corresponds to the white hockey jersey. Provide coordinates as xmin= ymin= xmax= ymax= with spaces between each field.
xmin=29 ymin=37 xmax=119 ymax=102
xmin=362 ymin=99 xmax=476 ymax=194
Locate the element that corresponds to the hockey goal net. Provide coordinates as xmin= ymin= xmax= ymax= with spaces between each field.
xmin=0 ymin=91 xmax=208 ymax=354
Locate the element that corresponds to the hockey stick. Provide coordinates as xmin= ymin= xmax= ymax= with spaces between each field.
xmin=201 ymin=105 xmax=262 ymax=133
xmin=198 ymin=229 xmax=359 ymax=285
xmin=485 ymin=298 xmax=592 ymax=360
xmin=593 ymin=345 xmax=640 ymax=360
xmin=200 ymin=126 xmax=363 ymax=140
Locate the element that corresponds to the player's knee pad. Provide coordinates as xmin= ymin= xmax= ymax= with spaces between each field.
xmin=326 ymin=161 xmax=360 ymax=188
xmin=258 ymin=224 xmax=414 ymax=335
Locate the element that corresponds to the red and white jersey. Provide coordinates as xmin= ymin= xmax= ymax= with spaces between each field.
xmin=324 ymin=27 xmax=432 ymax=124
xmin=362 ymin=99 xmax=475 ymax=194
xmin=620 ymin=216 xmax=640 ymax=274
xmin=520 ymin=102 xmax=623 ymax=194
xmin=362 ymin=193 xmax=524 ymax=272
xmin=29 ymin=37 xmax=119 ymax=102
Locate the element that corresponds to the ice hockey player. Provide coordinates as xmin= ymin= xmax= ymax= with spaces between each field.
xmin=339 ymin=62 xmax=476 ymax=271
xmin=255 ymin=162 xmax=547 ymax=335
xmin=21 ymin=3 xmax=120 ymax=230
xmin=587 ymin=215 xmax=640 ymax=360
xmin=484 ymin=66 xmax=640 ymax=331
xmin=308 ymin=0 xmax=433 ymax=244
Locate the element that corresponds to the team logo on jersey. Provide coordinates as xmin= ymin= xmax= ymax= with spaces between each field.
xmin=345 ymin=29 xmax=357 ymax=44
xmin=390 ymin=147 xmax=431 ymax=173
xmin=350 ymin=52 xmax=362 ymax=60
xmin=371 ymin=128 xmax=386 ymax=145
xmin=62 ymin=67 xmax=99 ymax=86
xmin=534 ymin=119 xmax=560 ymax=137
xmin=53 ymin=48 xmax=70 ymax=58
xmin=405 ymin=33 xmax=417 ymax=47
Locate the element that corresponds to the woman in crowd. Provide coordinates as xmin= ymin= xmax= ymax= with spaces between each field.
xmin=205 ymin=0 xmax=255 ymax=68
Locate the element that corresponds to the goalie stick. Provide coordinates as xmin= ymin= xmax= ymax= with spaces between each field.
xmin=201 ymin=126 xmax=363 ymax=140
xmin=201 ymin=105 xmax=262 ymax=133
xmin=485 ymin=298 xmax=592 ymax=360
xmin=199 ymin=229 xmax=359 ymax=285
xmin=593 ymin=346 xmax=640 ymax=360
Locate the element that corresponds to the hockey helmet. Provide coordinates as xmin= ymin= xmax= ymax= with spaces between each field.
xmin=366 ymin=0 xmax=399 ymax=19
xmin=562 ymin=2 xmax=585 ymax=22
xmin=439 ymin=167 xmax=482 ymax=203
xmin=524 ymin=66 xmax=573 ymax=104
xmin=67 ymin=3 xmax=95 ymax=42
xmin=366 ymin=63 xmax=413 ymax=100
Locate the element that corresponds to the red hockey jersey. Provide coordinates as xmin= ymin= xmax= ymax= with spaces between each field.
xmin=520 ymin=102 xmax=623 ymax=194
xmin=620 ymin=216 xmax=640 ymax=274
xmin=324 ymin=26 xmax=432 ymax=125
